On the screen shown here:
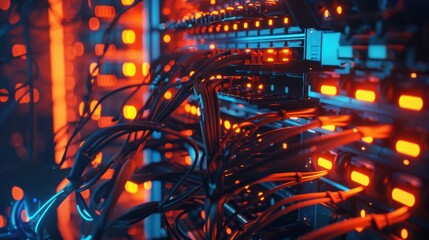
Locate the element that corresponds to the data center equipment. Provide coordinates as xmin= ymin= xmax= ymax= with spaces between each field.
xmin=0 ymin=0 xmax=429 ymax=239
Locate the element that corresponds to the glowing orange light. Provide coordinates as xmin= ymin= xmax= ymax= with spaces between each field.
xmin=184 ymin=103 xmax=191 ymax=113
xmin=355 ymin=89 xmax=376 ymax=102
xmin=224 ymin=120 xmax=231 ymax=129
xmin=164 ymin=90 xmax=172 ymax=100
xmin=190 ymin=105 xmax=197 ymax=115
xmin=49 ymin=0 xmax=67 ymax=165
xmin=323 ymin=9 xmax=330 ymax=18
xmin=144 ymin=181 xmax=152 ymax=190
xmin=0 ymin=89 xmax=9 ymax=102
xmin=90 ymin=100 xmax=101 ymax=120
xmin=233 ymin=23 xmax=238 ymax=30
xmin=258 ymin=84 xmax=263 ymax=90
xmin=224 ymin=25 xmax=229 ymax=32
xmin=401 ymin=228 xmax=409 ymax=239
xmin=361 ymin=136 xmax=374 ymax=143
xmin=201 ymin=210 xmax=205 ymax=220
xmin=74 ymin=41 xmax=84 ymax=56
xmin=403 ymin=159 xmax=410 ymax=166
xmin=336 ymin=6 xmax=343 ymax=15
xmin=21 ymin=210 xmax=29 ymax=222
xmin=92 ymin=152 xmax=102 ymax=167
xmin=246 ymin=83 xmax=252 ymax=88
xmin=165 ymin=152 xmax=172 ymax=158
xmin=189 ymin=70 xmax=195 ymax=76
xmin=122 ymin=30 xmax=136 ymax=44
xmin=392 ymin=188 xmax=415 ymax=207
xmin=197 ymin=107 xmax=201 ymax=116
xmin=12 ymin=186 xmax=24 ymax=201
xmin=268 ymin=19 xmax=273 ymax=26
xmin=12 ymin=44 xmax=26 ymax=57
xmin=94 ymin=5 xmax=115 ymax=18
xmin=410 ymin=72 xmax=417 ymax=79
xmin=125 ymin=181 xmax=138 ymax=194
xmin=89 ymin=62 xmax=99 ymax=76
xmin=97 ymin=74 xmax=117 ymax=86
xmin=0 ymin=215 xmax=6 ymax=228
xmin=185 ymin=156 xmax=192 ymax=166
xmin=255 ymin=21 xmax=260 ymax=27
xmin=243 ymin=22 xmax=248 ymax=29
xmin=122 ymin=62 xmax=136 ymax=77
xmin=395 ymin=140 xmax=420 ymax=157
xmin=351 ymin=171 xmax=370 ymax=186
xmin=123 ymin=105 xmax=137 ymax=120
xmin=320 ymin=85 xmax=337 ymax=96
xmin=317 ymin=157 xmax=333 ymax=170
xmin=142 ymin=62 xmax=150 ymax=77
xmin=282 ymin=143 xmax=288 ymax=149
xmin=121 ymin=0 xmax=134 ymax=6
xmin=398 ymin=95 xmax=423 ymax=111
xmin=209 ymin=44 xmax=216 ymax=49
xmin=360 ymin=209 xmax=366 ymax=218
xmin=88 ymin=17 xmax=100 ymax=31
xmin=267 ymin=57 xmax=274 ymax=62
xmin=0 ymin=0 xmax=11 ymax=11
xmin=163 ymin=34 xmax=171 ymax=43
xmin=210 ymin=0 xmax=216 ymax=5
xmin=321 ymin=125 xmax=335 ymax=131
xmin=284 ymin=17 xmax=289 ymax=24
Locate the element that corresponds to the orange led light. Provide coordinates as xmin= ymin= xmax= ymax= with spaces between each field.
xmin=361 ymin=136 xmax=374 ymax=143
xmin=224 ymin=120 xmax=231 ymax=129
xmin=395 ymin=140 xmax=420 ymax=157
xmin=190 ymin=105 xmax=197 ymax=115
xmin=209 ymin=44 xmax=216 ymax=49
xmin=185 ymin=156 xmax=192 ymax=166
xmin=255 ymin=21 xmax=260 ymax=27
xmin=12 ymin=186 xmax=24 ymax=201
xmin=142 ymin=62 xmax=150 ymax=76
xmin=321 ymin=125 xmax=335 ymax=131
xmin=122 ymin=30 xmax=136 ymax=44
xmin=323 ymin=9 xmax=330 ymax=19
xmin=0 ymin=89 xmax=8 ymax=102
xmin=122 ymin=62 xmax=136 ymax=77
xmin=351 ymin=170 xmax=370 ymax=186
xmin=92 ymin=152 xmax=102 ymax=167
xmin=320 ymin=85 xmax=337 ymax=96
xmin=224 ymin=25 xmax=229 ymax=32
xmin=164 ymin=90 xmax=172 ymax=100
xmin=88 ymin=17 xmax=100 ymax=31
xmin=123 ymin=105 xmax=137 ymax=120
xmin=12 ymin=44 xmax=26 ymax=57
xmin=336 ymin=6 xmax=343 ymax=15
xmin=410 ymin=72 xmax=417 ymax=79
xmin=267 ymin=57 xmax=274 ymax=62
xmin=121 ymin=0 xmax=134 ymax=6
xmin=258 ymin=84 xmax=263 ymax=90
xmin=144 ymin=181 xmax=152 ymax=190
xmin=401 ymin=228 xmax=409 ymax=239
xmin=398 ymin=95 xmax=423 ymax=111
xmin=163 ymin=34 xmax=171 ymax=43
xmin=355 ymin=89 xmax=376 ymax=102
xmin=0 ymin=0 xmax=10 ymax=11
xmin=243 ymin=22 xmax=248 ymax=29
xmin=233 ymin=23 xmax=238 ymax=30
xmin=392 ymin=188 xmax=415 ymax=207
xmin=125 ymin=181 xmax=138 ymax=194
xmin=210 ymin=0 xmax=215 ymax=5
xmin=317 ymin=157 xmax=333 ymax=170
xmin=360 ymin=209 xmax=366 ymax=218
xmin=184 ymin=103 xmax=191 ymax=113
xmin=0 ymin=215 xmax=6 ymax=228
xmin=246 ymin=83 xmax=252 ymax=88
xmin=94 ymin=5 xmax=115 ymax=18
xmin=90 ymin=100 xmax=101 ymax=120
xmin=283 ymin=17 xmax=289 ymax=24
xmin=268 ymin=19 xmax=273 ymax=26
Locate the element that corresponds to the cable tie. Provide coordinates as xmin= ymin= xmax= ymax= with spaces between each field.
xmin=326 ymin=191 xmax=339 ymax=203
xmin=295 ymin=172 xmax=303 ymax=184
xmin=279 ymin=110 xmax=288 ymax=120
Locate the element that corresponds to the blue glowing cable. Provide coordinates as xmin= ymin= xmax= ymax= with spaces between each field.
xmin=81 ymin=234 xmax=93 ymax=240
xmin=28 ymin=189 xmax=65 ymax=221
xmin=77 ymin=205 xmax=93 ymax=222
xmin=34 ymin=196 xmax=59 ymax=235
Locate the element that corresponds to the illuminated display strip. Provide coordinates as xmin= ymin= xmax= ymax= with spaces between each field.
xmin=398 ymin=95 xmax=423 ymax=111
xmin=351 ymin=170 xmax=370 ymax=186
xmin=392 ymin=188 xmax=416 ymax=207
xmin=48 ymin=0 xmax=67 ymax=165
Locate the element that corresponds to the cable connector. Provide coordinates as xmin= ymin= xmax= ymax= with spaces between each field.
xmin=67 ymin=151 xmax=95 ymax=185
